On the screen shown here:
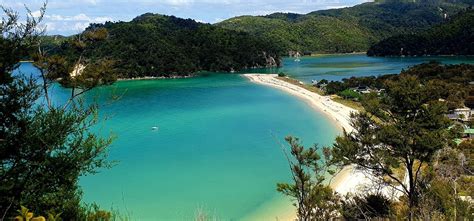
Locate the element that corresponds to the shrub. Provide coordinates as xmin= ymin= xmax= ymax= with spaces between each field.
xmin=338 ymin=89 xmax=362 ymax=100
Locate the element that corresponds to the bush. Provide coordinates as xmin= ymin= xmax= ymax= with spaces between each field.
xmin=325 ymin=81 xmax=345 ymax=95
xmin=341 ymin=194 xmax=392 ymax=220
xmin=338 ymin=89 xmax=362 ymax=100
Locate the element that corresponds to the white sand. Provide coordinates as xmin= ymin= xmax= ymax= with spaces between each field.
xmin=243 ymin=73 xmax=376 ymax=196
xmin=70 ymin=64 xmax=85 ymax=78
xmin=244 ymin=74 xmax=355 ymax=132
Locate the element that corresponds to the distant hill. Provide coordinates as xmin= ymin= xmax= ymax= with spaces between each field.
xmin=217 ymin=0 xmax=472 ymax=53
xmin=55 ymin=14 xmax=282 ymax=78
xmin=39 ymin=35 xmax=68 ymax=53
xmin=367 ymin=8 xmax=474 ymax=56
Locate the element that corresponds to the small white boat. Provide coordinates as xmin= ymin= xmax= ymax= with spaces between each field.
xmin=151 ymin=126 xmax=159 ymax=130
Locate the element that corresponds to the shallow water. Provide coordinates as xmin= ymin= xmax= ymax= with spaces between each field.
xmin=248 ymin=54 xmax=474 ymax=82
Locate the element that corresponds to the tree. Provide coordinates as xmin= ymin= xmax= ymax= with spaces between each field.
xmin=324 ymin=81 xmax=345 ymax=95
xmin=424 ymin=147 xmax=473 ymax=220
xmin=0 ymin=4 xmax=116 ymax=219
xmin=277 ymin=136 xmax=340 ymax=221
xmin=465 ymin=95 xmax=474 ymax=109
xmin=341 ymin=193 xmax=392 ymax=220
xmin=331 ymin=75 xmax=452 ymax=219
xmin=49 ymin=14 xmax=282 ymax=78
xmin=338 ymin=89 xmax=362 ymax=101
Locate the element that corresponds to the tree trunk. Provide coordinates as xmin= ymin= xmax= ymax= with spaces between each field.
xmin=407 ymin=160 xmax=415 ymax=221
xmin=454 ymin=181 xmax=457 ymax=221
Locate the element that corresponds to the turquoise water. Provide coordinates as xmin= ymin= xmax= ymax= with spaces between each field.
xmin=81 ymin=75 xmax=340 ymax=220
xmin=248 ymin=54 xmax=474 ymax=82
xmin=16 ymin=63 xmax=339 ymax=220
xmin=14 ymin=55 xmax=474 ymax=220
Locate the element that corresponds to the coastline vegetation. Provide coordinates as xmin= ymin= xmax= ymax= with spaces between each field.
xmin=276 ymin=76 xmax=325 ymax=95
xmin=275 ymin=75 xmax=365 ymax=111
xmin=319 ymin=62 xmax=474 ymax=110
xmin=50 ymin=14 xmax=283 ymax=79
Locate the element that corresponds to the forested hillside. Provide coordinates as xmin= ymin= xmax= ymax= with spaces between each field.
xmin=367 ymin=8 xmax=474 ymax=56
xmin=217 ymin=0 xmax=471 ymax=53
xmin=54 ymin=14 xmax=282 ymax=78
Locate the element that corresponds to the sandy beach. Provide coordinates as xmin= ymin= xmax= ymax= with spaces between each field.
xmin=243 ymin=74 xmax=355 ymax=133
xmin=243 ymin=74 xmax=377 ymax=218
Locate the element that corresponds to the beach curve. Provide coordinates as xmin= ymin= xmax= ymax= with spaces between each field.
xmin=242 ymin=73 xmax=377 ymax=219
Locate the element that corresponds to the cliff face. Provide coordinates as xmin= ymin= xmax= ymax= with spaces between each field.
xmin=265 ymin=54 xmax=279 ymax=68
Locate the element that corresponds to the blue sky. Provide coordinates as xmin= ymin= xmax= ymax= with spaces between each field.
xmin=1 ymin=0 xmax=370 ymax=35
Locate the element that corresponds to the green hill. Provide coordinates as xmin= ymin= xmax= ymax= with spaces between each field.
xmin=55 ymin=14 xmax=282 ymax=78
xmin=367 ymin=8 xmax=474 ymax=56
xmin=217 ymin=0 xmax=471 ymax=53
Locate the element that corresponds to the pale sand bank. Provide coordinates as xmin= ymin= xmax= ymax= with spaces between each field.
xmin=242 ymin=74 xmax=377 ymax=220
xmin=243 ymin=74 xmax=355 ymax=133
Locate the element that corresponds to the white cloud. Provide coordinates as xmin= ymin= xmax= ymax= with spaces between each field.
xmin=40 ymin=13 xmax=113 ymax=34
xmin=324 ymin=5 xmax=350 ymax=9
xmin=72 ymin=13 xmax=90 ymax=21
xmin=31 ymin=10 xmax=43 ymax=17
xmin=45 ymin=13 xmax=112 ymax=22
xmin=163 ymin=0 xmax=193 ymax=6
xmin=73 ymin=22 xmax=90 ymax=31
xmin=44 ymin=22 xmax=57 ymax=31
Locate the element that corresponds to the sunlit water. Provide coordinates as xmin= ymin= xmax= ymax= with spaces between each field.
xmin=15 ymin=55 xmax=474 ymax=220
xmin=250 ymin=54 xmax=474 ymax=82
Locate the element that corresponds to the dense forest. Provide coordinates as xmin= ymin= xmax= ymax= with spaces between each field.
xmin=217 ymin=0 xmax=472 ymax=53
xmin=52 ymin=14 xmax=283 ymax=78
xmin=367 ymin=8 xmax=474 ymax=56
xmin=319 ymin=62 xmax=474 ymax=109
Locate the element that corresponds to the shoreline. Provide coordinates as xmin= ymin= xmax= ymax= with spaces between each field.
xmin=243 ymin=73 xmax=376 ymax=219
xmin=243 ymin=74 xmax=355 ymax=132
xmin=117 ymin=74 xmax=194 ymax=81
xmin=309 ymin=52 xmax=366 ymax=57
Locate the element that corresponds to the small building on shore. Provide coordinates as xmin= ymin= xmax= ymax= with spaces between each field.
xmin=464 ymin=128 xmax=474 ymax=139
xmin=452 ymin=124 xmax=474 ymax=145
xmin=448 ymin=107 xmax=472 ymax=122
xmin=352 ymin=86 xmax=372 ymax=94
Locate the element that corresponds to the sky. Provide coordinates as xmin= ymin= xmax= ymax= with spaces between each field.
xmin=1 ymin=0 xmax=370 ymax=35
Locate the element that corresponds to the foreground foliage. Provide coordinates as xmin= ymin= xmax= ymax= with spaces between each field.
xmin=277 ymin=136 xmax=339 ymax=220
xmin=281 ymin=63 xmax=473 ymax=220
xmin=1 ymin=4 xmax=116 ymax=219
xmin=332 ymin=75 xmax=453 ymax=218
